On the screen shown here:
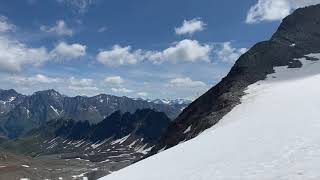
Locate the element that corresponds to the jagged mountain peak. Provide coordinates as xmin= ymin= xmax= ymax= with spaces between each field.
xmin=0 ymin=89 xmax=22 ymax=100
xmin=0 ymin=89 xmax=18 ymax=94
xmin=151 ymin=4 xmax=320 ymax=153
xmin=32 ymin=89 xmax=62 ymax=97
xmin=0 ymin=89 xmax=189 ymax=138
xmin=271 ymin=4 xmax=320 ymax=50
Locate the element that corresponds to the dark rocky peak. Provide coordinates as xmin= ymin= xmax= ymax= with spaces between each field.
xmin=0 ymin=89 xmax=18 ymax=95
xmin=52 ymin=119 xmax=91 ymax=140
xmin=0 ymin=89 xmax=25 ymax=116
xmin=132 ymin=109 xmax=171 ymax=143
xmin=271 ymin=4 xmax=320 ymax=52
xmin=0 ymin=89 xmax=23 ymax=101
xmin=150 ymin=4 xmax=320 ymax=154
xmin=29 ymin=90 xmax=64 ymax=108
xmin=40 ymin=109 xmax=170 ymax=145
xmin=33 ymin=89 xmax=62 ymax=98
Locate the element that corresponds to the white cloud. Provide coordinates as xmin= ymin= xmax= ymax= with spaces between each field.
xmin=0 ymin=36 xmax=50 ymax=73
xmin=0 ymin=38 xmax=86 ymax=72
xmin=246 ymin=0 xmax=320 ymax=24
xmin=9 ymin=74 xmax=61 ymax=85
xmin=111 ymin=87 xmax=133 ymax=93
xmin=215 ymin=42 xmax=247 ymax=63
xmin=137 ymin=92 xmax=148 ymax=97
xmin=57 ymin=0 xmax=94 ymax=14
xmin=69 ymin=77 xmax=94 ymax=87
xmin=149 ymin=39 xmax=212 ymax=64
xmin=4 ymin=74 xmax=100 ymax=95
xmin=104 ymin=76 xmax=124 ymax=84
xmin=175 ymin=18 xmax=206 ymax=35
xmin=28 ymin=74 xmax=60 ymax=83
xmin=0 ymin=16 xmax=15 ymax=33
xmin=68 ymin=86 xmax=98 ymax=91
xmin=0 ymin=16 xmax=52 ymax=73
xmin=97 ymin=45 xmax=145 ymax=66
xmin=97 ymin=40 xmax=212 ymax=66
xmin=68 ymin=77 xmax=98 ymax=91
xmin=40 ymin=20 xmax=73 ymax=36
xmin=52 ymin=42 xmax=86 ymax=59
xmin=168 ymin=77 xmax=207 ymax=88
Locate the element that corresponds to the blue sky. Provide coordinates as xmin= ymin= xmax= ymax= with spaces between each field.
xmin=0 ymin=0 xmax=318 ymax=100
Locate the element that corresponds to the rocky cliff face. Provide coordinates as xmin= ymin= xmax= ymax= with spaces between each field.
xmin=151 ymin=4 xmax=320 ymax=153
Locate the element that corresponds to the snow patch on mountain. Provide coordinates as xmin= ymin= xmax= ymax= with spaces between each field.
xmin=100 ymin=54 xmax=320 ymax=180
xmin=111 ymin=134 xmax=131 ymax=145
xmin=8 ymin=96 xmax=16 ymax=102
xmin=183 ymin=126 xmax=191 ymax=134
xmin=50 ymin=105 xmax=60 ymax=116
xmin=0 ymin=96 xmax=16 ymax=105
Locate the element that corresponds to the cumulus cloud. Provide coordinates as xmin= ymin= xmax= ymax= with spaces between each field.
xmin=57 ymin=0 xmax=94 ymax=14
xmin=97 ymin=39 xmax=212 ymax=66
xmin=175 ymin=18 xmax=206 ymax=35
xmin=68 ymin=77 xmax=98 ymax=91
xmin=137 ymin=92 xmax=148 ymax=97
xmin=0 ymin=16 xmax=53 ymax=73
xmin=246 ymin=0 xmax=320 ymax=24
xmin=104 ymin=76 xmax=124 ymax=84
xmin=111 ymin=87 xmax=133 ymax=93
xmin=149 ymin=39 xmax=211 ymax=64
xmin=0 ymin=16 xmax=50 ymax=72
xmin=0 ymin=39 xmax=87 ymax=73
xmin=97 ymin=45 xmax=145 ymax=66
xmin=40 ymin=20 xmax=73 ymax=36
xmin=0 ymin=36 xmax=50 ymax=73
xmin=168 ymin=77 xmax=207 ymax=88
xmin=51 ymin=42 xmax=86 ymax=59
xmin=9 ymin=74 xmax=61 ymax=85
xmin=215 ymin=42 xmax=247 ymax=63
xmin=4 ymin=74 xmax=100 ymax=96
xmin=0 ymin=16 xmax=15 ymax=33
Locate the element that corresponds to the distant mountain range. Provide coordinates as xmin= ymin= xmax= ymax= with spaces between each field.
xmin=0 ymin=89 xmax=190 ymax=138
xmin=0 ymin=109 xmax=171 ymax=179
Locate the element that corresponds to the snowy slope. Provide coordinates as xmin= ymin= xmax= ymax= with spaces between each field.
xmin=100 ymin=54 xmax=320 ymax=180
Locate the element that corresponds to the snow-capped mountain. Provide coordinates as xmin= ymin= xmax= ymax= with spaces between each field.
xmin=100 ymin=4 xmax=320 ymax=180
xmin=150 ymin=99 xmax=192 ymax=105
xmin=0 ymin=89 xmax=189 ymax=138
xmin=149 ymin=99 xmax=192 ymax=112
xmin=0 ymin=89 xmax=26 ymax=115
